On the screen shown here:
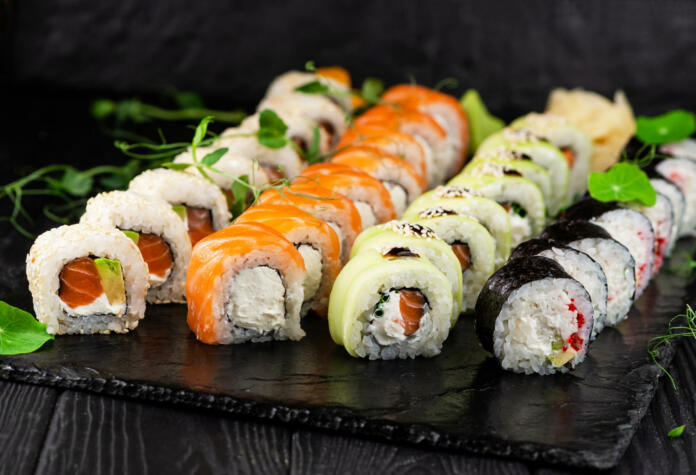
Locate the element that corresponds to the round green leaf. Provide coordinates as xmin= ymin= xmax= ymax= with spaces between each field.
xmin=587 ymin=162 xmax=656 ymax=206
xmin=0 ymin=301 xmax=54 ymax=355
xmin=636 ymin=110 xmax=696 ymax=145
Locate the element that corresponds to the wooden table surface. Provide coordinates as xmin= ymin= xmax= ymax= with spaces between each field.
xmin=0 ymin=339 xmax=693 ymax=475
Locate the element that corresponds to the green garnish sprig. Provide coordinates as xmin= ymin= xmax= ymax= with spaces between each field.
xmin=668 ymin=425 xmax=686 ymax=438
xmin=587 ymin=162 xmax=656 ymax=206
xmin=0 ymin=301 xmax=53 ymax=355
xmin=623 ymin=109 xmax=696 ymax=167
xmin=648 ymin=305 xmax=696 ymax=390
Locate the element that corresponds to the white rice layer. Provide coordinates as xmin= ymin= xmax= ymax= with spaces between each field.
xmin=297 ymin=244 xmax=323 ymax=303
xmin=625 ymin=192 xmax=674 ymax=273
xmin=493 ymin=278 xmax=593 ymax=375
xmin=384 ymin=182 xmax=409 ymax=217
xmin=569 ymin=237 xmax=635 ymax=325
xmin=656 ymin=159 xmax=696 ymax=237
xmin=650 ymin=178 xmax=684 ymax=253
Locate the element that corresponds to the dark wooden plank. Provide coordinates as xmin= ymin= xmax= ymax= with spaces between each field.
xmin=35 ymin=391 xmax=291 ymax=475
xmin=0 ymin=381 xmax=58 ymax=475
xmin=535 ymin=339 xmax=696 ymax=475
xmin=290 ymin=430 xmax=530 ymax=475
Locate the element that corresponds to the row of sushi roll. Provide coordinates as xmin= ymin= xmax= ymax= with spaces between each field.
xmin=25 ymin=67 xmax=471 ymax=338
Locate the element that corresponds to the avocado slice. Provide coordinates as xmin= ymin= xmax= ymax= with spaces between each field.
xmin=121 ymin=230 xmax=139 ymax=244
xmin=171 ymin=205 xmax=187 ymax=221
xmin=548 ymin=346 xmax=577 ymax=368
xmin=94 ymin=258 xmax=126 ymax=307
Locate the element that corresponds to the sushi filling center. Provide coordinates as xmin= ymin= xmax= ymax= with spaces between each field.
xmin=58 ymin=257 xmax=126 ymax=317
xmin=225 ymin=266 xmax=286 ymax=332
xmin=451 ymin=242 xmax=471 ymax=271
xmin=296 ymin=244 xmax=323 ymax=302
xmin=184 ymin=206 xmax=215 ymax=246
xmin=354 ymin=201 xmax=378 ymax=229
xmin=384 ymin=182 xmax=408 ymax=216
xmin=122 ymin=231 xmax=173 ymax=287
xmin=560 ymin=146 xmax=575 ymax=167
xmin=368 ymin=289 xmax=428 ymax=346
xmin=500 ymin=202 xmax=532 ymax=248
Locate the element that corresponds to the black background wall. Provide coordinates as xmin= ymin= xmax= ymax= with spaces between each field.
xmin=1 ymin=0 xmax=695 ymax=172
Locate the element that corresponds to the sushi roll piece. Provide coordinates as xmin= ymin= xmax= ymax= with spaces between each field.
xmin=622 ymin=192 xmax=674 ymax=274
xmin=648 ymin=158 xmax=696 ymax=236
xmin=294 ymin=163 xmax=396 ymax=227
xmin=217 ymin=119 xmax=306 ymax=181
xmin=403 ymin=185 xmax=512 ymax=268
xmin=649 ymin=178 xmax=685 ymax=252
xmin=337 ymin=124 xmax=430 ymax=185
xmin=478 ymin=129 xmax=570 ymax=215
xmin=510 ymin=113 xmax=593 ymax=203
xmin=235 ymin=204 xmax=341 ymax=316
xmin=540 ymin=220 xmax=635 ymax=326
xmin=26 ymin=223 xmax=149 ymax=335
xmin=356 ymin=105 xmax=452 ymax=185
xmin=475 ymin=256 xmax=594 ymax=375
xmin=186 ymin=222 xmax=306 ymax=344
xmin=382 ymin=84 xmax=470 ymax=176
xmin=562 ymin=199 xmax=655 ymax=297
xmin=329 ymin=250 xmax=453 ymax=359
xmin=240 ymin=109 xmax=331 ymax=156
xmin=510 ymin=239 xmax=608 ymax=337
xmin=331 ymin=146 xmax=427 ymax=216
xmin=128 ymin=168 xmax=231 ymax=247
xmin=660 ymin=138 xmax=696 ymax=161
xmin=349 ymin=221 xmax=463 ymax=322
xmin=407 ymin=207 xmax=496 ymax=313
xmin=462 ymin=154 xmax=553 ymax=218
xmin=256 ymin=183 xmax=362 ymax=263
xmin=80 ymin=191 xmax=191 ymax=304
xmin=448 ymin=174 xmax=546 ymax=247
xmin=264 ymin=68 xmax=353 ymax=113
xmin=173 ymin=146 xmax=269 ymax=192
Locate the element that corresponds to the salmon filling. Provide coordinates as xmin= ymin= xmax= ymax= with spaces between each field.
xmin=123 ymin=231 xmax=173 ymax=286
xmin=561 ymin=147 xmax=575 ymax=167
xmin=59 ymin=257 xmax=126 ymax=316
xmin=185 ymin=207 xmax=215 ymax=246
xmin=451 ymin=242 xmax=471 ymax=271
xmin=369 ymin=288 xmax=429 ymax=345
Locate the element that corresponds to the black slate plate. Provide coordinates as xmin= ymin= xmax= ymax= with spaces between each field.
xmin=0 ymin=239 xmax=692 ymax=470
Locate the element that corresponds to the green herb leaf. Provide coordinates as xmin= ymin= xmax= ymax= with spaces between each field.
xmin=258 ymin=109 xmax=288 ymax=136
xmin=668 ymin=425 xmax=685 ymax=438
xmin=257 ymin=130 xmax=289 ymax=149
xmin=229 ymin=175 xmax=250 ymax=218
xmin=588 ymin=162 xmax=656 ymax=206
xmin=201 ymin=147 xmax=228 ymax=167
xmin=302 ymin=126 xmax=322 ymax=164
xmin=91 ymin=99 xmax=116 ymax=120
xmin=460 ymin=89 xmax=505 ymax=152
xmin=295 ymin=80 xmax=330 ymax=95
xmin=636 ymin=110 xmax=696 ymax=145
xmin=60 ymin=168 xmax=93 ymax=197
xmin=305 ymin=60 xmax=316 ymax=72
xmin=193 ymin=116 xmax=214 ymax=148
xmin=172 ymin=90 xmax=204 ymax=109
xmin=361 ymin=78 xmax=384 ymax=105
xmin=434 ymin=77 xmax=459 ymax=91
xmin=161 ymin=162 xmax=192 ymax=171
xmin=0 ymin=301 xmax=54 ymax=355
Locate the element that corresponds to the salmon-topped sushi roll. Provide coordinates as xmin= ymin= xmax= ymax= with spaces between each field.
xmin=331 ymin=146 xmax=426 ymax=216
xmin=236 ymin=204 xmax=341 ymax=316
xmin=256 ymin=183 xmax=362 ymax=263
xmin=382 ymin=84 xmax=470 ymax=176
xmin=80 ymin=191 xmax=191 ymax=304
xmin=186 ymin=222 xmax=306 ymax=344
xmin=27 ymin=223 xmax=149 ymax=335
xmin=128 ymin=168 xmax=231 ymax=247
xmin=356 ymin=105 xmax=453 ymax=186
xmin=294 ymin=163 xmax=397 ymax=227
xmin=337 ymin=124 xmax=429 ymax=184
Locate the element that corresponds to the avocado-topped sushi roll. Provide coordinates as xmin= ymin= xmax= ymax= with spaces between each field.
xmin=448 ymin=174 xmax=546 ymax=247
xmin=26 ymin=224 xmax=149 ymax=335
xmin=80 ymin=191 xmax=191 ymax=304
xmin=236 ymin=204 xmax=341 ymax=317
xmin=408 ymin=207 xmax=496 ymax=313
xmin=186 ymin=222 xmax=306 ymax=344
xmin=476 ymin=256 xmax=594 ymax=375
xmin=477 ymin=129 xmax=570 ymax=215
xmin=329 ymin=250 xmax=453 ymax=359
xmin=128 ymin=168 xmax=231 ymax=247
xmin=510 ymin=113 xmax=593 ymax=203
xmin=465 ymin=152 xmax=552 ymax=216
xmin=338 ymin=124 xmax=430 ymax=185
xmin=403 ymin=185 xmax=511 ymax=267
xmin=331 ymin=146 xmax=427 ymax=216
xmin=649 ymin=178 xmax=685 ymax=252
xmin=648 ymin=158 xmax=696 ymax=236
xmin=256 ymin=183 xmax=362 ymax=263
xmin=562 ymin=199 xmax=655 ymax=297
xmin=510 ymin=239 xmax=608 ymax=337
xmin=357 ymin=105 xmax=452 ymax=185
xmin=540 ymin=220 xmax=635 ymax=326
xmin=382 ymin=84 xmax=470 ymax=177
xmin=350 ymin=221 xmax=463 ymax=322
xmin=622 ymin=192 xmax=674 ymax=274
xmin=294 ymin=163 xmax=397 ymax=228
